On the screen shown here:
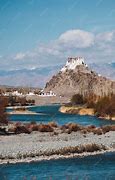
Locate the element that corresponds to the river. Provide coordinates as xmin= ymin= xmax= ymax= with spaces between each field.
xmin=9 ymin=105 xmax=115 ymax=126
xmin=0 ymin=152 xmax=115 ymax=180
xmin=3 ymin=105 xmax=115 ymax=179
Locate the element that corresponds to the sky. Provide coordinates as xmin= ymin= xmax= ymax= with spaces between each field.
xmin=0 ymin=0 xmax=115 ymax=71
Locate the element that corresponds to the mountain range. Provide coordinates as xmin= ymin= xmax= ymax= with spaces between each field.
xmin=0 ymin=62 xmax=115 ymax=88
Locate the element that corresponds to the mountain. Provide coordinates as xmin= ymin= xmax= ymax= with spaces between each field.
xmin=89 ymin=62 xmax=115 ymax=81
xmin=0 ymin=62 xmax=115 ymax=88
xmin=44 ymin=57 xmax=115 ymax=98
xmin=0 ymin=66 xmax=61 ymax=88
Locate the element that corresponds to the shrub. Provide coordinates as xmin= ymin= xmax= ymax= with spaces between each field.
xmin=15 ymin=125 xmax=31 ymax=134
xmin=38 ymin=124 xmax=54 ymax=132
xmin=109 ymin=125 xmax=115 ymax=131
xmin=94 ymin=95 xmax=115 ymax=117
xmin=84 ymin=144 xmax=105 ymax=152
xmin=93 ymin=128 xmax=103 ymax=135
xmin=0 ymin=96 xmax=8 ymax=125
xmin=24 ymin=123 xmax=39 ymax=132
xmin=81 ymin=129 xmax=88 ymax=134
xmin=87 ymin=125 xmax=96 ymax=129
xmin=85 ymin=93 xmax=97 ymax=108
xmin=48 ymin=121 xmax=58 ymax=128
xmin=71 ymin=94 xmax=85 ymax=105
xmin=101 ymin=125 xmax=112 ymax=134
xmin=68 ymin=123 xmax=81 ymax=132
xmin=30 ymin=124 xmax=39 ymax=131
xmin=61 ymin=123 xmax=82 ymax=133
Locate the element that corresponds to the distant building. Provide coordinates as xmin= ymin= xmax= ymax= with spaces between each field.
xmin=26 ymin=92 xmax=35 ymax=96
xmin=61 ymin=57 xmax=87 ymax=72
xmin=3 ymin=91 xmax=23 ymax=97
xmin=3 ymin=90 xmax=35 ymax=97
xmin=39 ymin=90 xmax=56 ymax=97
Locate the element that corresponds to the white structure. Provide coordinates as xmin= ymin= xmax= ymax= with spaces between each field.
xmin=26 ymin=92 xmax=35 ymax=96
xmin=61 ymin=57 xmax=87 ymax=72
xmin=11 ymin=91 xmax=23 ymax=96
xmin=39 ymin=90 xmax=56 ymax=97
xmin=3 ymin=91 xmax=35 ymax=97
xmin=3 ymin=91 xmax=23 ymax=97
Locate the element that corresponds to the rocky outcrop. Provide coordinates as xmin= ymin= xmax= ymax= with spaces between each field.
xmin=44 ymin=57 xmax=115 ymax=98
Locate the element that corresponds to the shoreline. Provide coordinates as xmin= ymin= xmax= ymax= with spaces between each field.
xmin=6 ymin=105 xmax=39 ymax=109
xmin=0 ymin=149 xmax=114 ymax=165
xmin=59 ymin=106 xmax=115 ymax=121
xmin=7 ymin=110 xmax=39 ymax=115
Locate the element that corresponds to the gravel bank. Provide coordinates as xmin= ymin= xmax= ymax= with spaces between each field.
xmin=0 ymin=130 xmax=115 ymax=164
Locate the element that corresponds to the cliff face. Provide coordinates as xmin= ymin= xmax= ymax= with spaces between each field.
xmin=44 ymin=57 xmax=115 ymax=98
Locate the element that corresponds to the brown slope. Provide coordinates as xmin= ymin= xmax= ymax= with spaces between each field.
xmin=44 ymin=64 xmax=115 ymax=98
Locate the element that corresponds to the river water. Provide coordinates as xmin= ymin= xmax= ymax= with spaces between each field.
xmin=9 ymin=105 xmax=115 ymax=126
xmin=0 ymin=152 xmax=115 ymax=180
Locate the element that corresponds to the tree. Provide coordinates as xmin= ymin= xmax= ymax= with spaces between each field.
xmin=94 ymin=95 xmax=115 ymax=117
xmin=71 ymin=94 xmax=85 ymax=105
xmin=0 ymin=96 xmax=8 ymax=125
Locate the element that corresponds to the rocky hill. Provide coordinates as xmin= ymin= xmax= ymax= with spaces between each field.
xmin=44 ymin=57 xmax=115 ymax=98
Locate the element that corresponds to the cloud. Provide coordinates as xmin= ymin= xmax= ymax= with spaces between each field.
xmin=96 ymin=31 xmax=114 ymax=42
xmin=14 ymin=52 xmax=26 ymax=60
xmin=1 ymin=29 xmax=115 ymax=71
xmin=58 ymin=29 xmax=94 ymax=48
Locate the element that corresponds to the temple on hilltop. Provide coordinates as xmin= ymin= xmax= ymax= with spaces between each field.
xmin=61 ymin=57 xmax=87 ymax=72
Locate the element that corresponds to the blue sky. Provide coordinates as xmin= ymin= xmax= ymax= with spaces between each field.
xmin=0 ymin=0 xmax=115 ymax=70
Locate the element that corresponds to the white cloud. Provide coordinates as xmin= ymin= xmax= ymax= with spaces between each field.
xmin=14 ymin=52 xmax=26 ymax=60
xmin=1 ymin=29 xmax=115 ymax=71
xmin=96 ymin=31 xmax=114 ymax=42
xmin=58 ymin=29 xmax=94 ymax=48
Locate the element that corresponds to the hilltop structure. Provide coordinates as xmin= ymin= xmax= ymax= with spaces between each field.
xmin=44 ymin=57 xmax=115 ymax=99
xmin=61 ymin=57 xmax=87 ymax=72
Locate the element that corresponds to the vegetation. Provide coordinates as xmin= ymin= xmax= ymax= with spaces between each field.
xmin=94 ymin=95 xmax=115 ymax=118
xmin=70 ymin=93 xmax=115 ymax=118
xmin=8 ymin=96 xmax=35 ymax=106
xmin=70 ymin=94 xmax=85 ymax=105
xmin=0 ymin=143 xmax=107 ymax=161
xmin=5 ymin=121 xmax=115 ymax=135
xmin=0 ymin=96 xmax=8 ymax=125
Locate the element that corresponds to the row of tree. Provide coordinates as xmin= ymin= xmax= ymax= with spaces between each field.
xmin=71 ymin=93 xmax=115 ymax=117
xmin=0 ymin=97 xmax=8 ymax=125
xmin=4 ymin=96 xmax=35 ymax=106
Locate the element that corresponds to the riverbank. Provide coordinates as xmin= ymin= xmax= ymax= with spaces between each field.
xmin=7 ymin=110 xmax=38 ymax=115
xmin=0 ymin=129 xmax=114 ymax=164
xmin=0 ymin=149 xmax=114 ymax=165
xmin=59 ymin=106 xmax=115 ymax=120
xmin=6 ymin=105 xmax=38 ymax=109
xmin=59 ymin=106 xmax=94 ymax=116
